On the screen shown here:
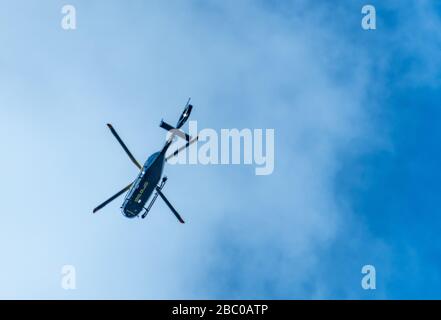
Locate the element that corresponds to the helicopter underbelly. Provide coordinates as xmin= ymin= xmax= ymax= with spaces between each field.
xmin=121 ymin=154 xmax=164 ymax=218
xmin=122 ymin=179 xmax=156 ymax=218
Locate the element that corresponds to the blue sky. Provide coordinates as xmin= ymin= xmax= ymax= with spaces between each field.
xmin=0 ymin=0 xmax=440 ymax=299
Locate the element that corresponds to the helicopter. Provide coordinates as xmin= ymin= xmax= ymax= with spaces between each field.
xmin=93 ymin=99 xmax=198 ymax=223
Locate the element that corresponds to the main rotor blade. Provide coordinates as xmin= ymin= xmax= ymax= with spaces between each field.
xmin=93 ymin=183 xmax=132 ymax=213
xmin=107 ymin=124 xmax=142 ymax=170
xmin=155 ymin=187 xmax=185 ymax=224
xmin=165 ymin=136 xmax=199 ymax=161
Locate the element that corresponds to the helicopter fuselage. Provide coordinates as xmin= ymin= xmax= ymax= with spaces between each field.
xmin=121 ymin=151 xmax=165 ymax=218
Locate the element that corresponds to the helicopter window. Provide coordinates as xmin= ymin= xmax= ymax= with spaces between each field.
xmin=126 ymin=181 xmax=140 ymax=198
xmin=145 ymin=152 xmax=160 ymax=167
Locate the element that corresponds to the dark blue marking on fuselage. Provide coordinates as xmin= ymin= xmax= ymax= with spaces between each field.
xmin=121 ymin=152 xmax=165 ymax=218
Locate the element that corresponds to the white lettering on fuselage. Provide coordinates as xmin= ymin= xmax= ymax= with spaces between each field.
xmin=134 ymin=181 xmax=149 ymax=203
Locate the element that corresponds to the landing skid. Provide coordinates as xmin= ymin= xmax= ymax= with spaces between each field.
xmin=141 ymin=176 xmax=168 ymax=219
